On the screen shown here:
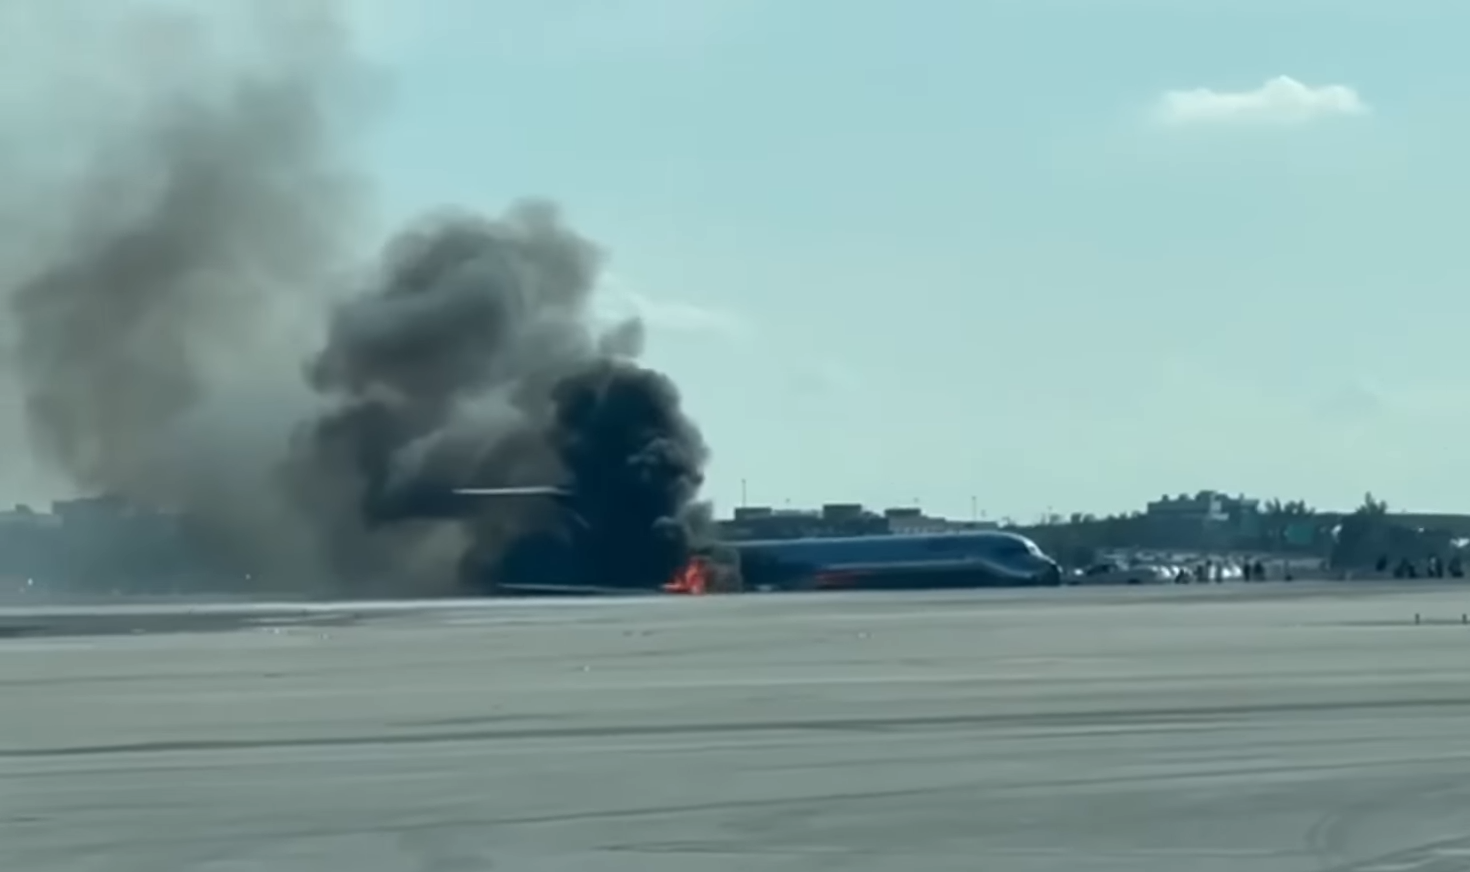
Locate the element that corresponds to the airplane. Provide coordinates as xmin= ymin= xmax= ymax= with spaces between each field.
xmin=731 ymin=530 xmax=1063 ymax=591
xmin=452 ymin=486 xmax=571 ymax=499
xmin=368 ymin=484 xmax=574 ymax=522
xmin=445 ymin=489 xmax=1062 ymax=595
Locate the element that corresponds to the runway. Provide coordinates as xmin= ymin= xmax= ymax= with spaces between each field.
xmin=5 ymin=584 xmax=1470 ymax=871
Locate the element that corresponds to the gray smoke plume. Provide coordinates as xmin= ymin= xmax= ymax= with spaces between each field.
xmin=0 ymin=1 xmax=364 ymax=590
xmin=290 ymin=203 xmax=714 ymax=594
xmin=0 ymin=1 xmax=716 ymax=596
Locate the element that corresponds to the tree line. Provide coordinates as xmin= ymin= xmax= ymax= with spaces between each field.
xmin=1008 ymin=493 xmax=1460 ymax=571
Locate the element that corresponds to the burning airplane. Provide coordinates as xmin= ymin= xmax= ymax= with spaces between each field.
xmin=2 ymin=3 xmax=720 ymax=598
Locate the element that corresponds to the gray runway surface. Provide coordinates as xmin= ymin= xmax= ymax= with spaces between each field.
xmin=5 ymin=584 xmax=1470 ymax=871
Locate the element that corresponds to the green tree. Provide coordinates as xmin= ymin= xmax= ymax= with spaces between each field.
xmin=1260 ymin=498 xmax=1319 ymax=550
xmin=1331 ymin=493 xmax=1391 ymax=569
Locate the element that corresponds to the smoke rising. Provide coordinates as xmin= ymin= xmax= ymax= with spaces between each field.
xmin=0 ymin=1 xmax=715 ymax=595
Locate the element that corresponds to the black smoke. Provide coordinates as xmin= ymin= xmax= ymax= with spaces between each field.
xmin=0 ymin=2 xmax=717 ymax=595
xmin=292 ymin=205 xmax=714 ymax=592
xmin=532 ymin=359 xmax=710 ymax=590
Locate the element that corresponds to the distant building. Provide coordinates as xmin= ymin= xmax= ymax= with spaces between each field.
xmin=1390 ymin=513 xmax=1470 ymax=539
xmin=718 ymin=503 xmax=995 ymax=541
xmin=1146 ymin=491 xmax=1259 ymax=522
xmin=0 ymin=504 xmax=62 ymax=585
xmin=721 ymin=504 xmax=887 ymax=540
xmin=883 ymin=506 xmax=996 ymax=535
xmin=1144 ymin=490 xmax=1261 ymax=543
xmin=0 ymin=504 xmax=59 ymax=530
xmin=1146 ymin=490 xmax=1249 ymax=521
xmin=53 ymin=495 xmax=132 ymax=527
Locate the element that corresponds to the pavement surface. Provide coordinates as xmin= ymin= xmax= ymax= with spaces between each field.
xmin=5 ymin=583 xmax=1470 ymax=871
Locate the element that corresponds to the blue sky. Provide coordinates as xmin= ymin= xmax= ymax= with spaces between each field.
xmin=7 ymin=0 xmax=1470 ymax=521
xmin=355 ymin=0 xmax=1470 ymax=519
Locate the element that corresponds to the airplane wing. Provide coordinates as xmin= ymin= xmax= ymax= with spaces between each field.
xmin=452 ymin=486 xmax=570 ymax=498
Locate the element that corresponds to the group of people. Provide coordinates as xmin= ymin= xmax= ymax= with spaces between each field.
xmin=1377 ymin=554 xmax=1465 ymax=579
xmin=1172 ymin=559 xmax=1272 ymax=583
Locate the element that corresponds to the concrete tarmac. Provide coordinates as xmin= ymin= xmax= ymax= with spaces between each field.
xmin=5 ymin=584 xmax=1470 ymax=871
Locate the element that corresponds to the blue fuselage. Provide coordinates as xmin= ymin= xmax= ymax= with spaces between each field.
xmin=734 ymin=531 xmax=1063 ymax=590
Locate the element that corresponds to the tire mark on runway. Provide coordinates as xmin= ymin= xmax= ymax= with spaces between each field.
xmin=1 ymin=783 xmax=987 ymax=857
xmin=9 ymin=747 xmax=1464 ymax=803
xmin=1306 ymin=778 xmax=1465 ymax=868
xmin=8 ymin=693 xmax=1470 ymax=758
xmin=1318 ymin=834 xmax=1470 ymax=872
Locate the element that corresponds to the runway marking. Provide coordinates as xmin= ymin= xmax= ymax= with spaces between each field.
xmin=439 ymin=616 xmax=641 ymax=626
xmin=962 ymin=846 xmax=1293 ymax=858
xmin=0 ymin=640 xmax=99 ymax=652
xmin=0 ymin=597 xmax=677 ymax=617
xmin=123 ymin=668 xmax=1467 ymax=695
xmin=1 ymin=719 xmax=1249 ymax=783
xmin=606 ymin=842 xmax=1294 ymax=858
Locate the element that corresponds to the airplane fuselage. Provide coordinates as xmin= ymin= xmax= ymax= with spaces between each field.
xmin=733 ymin=531 xmax=1063 ymax=591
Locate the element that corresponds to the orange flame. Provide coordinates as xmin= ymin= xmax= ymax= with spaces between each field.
xmin=663 ymin=556 xmax=710 ymax=595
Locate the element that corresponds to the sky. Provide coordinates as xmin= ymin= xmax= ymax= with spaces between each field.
xmin=12 ymin=0 xmax=1470 ymax=521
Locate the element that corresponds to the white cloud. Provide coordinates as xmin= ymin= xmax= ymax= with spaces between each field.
xmin=596 ymin=274 xmax=746 ymax=338
xmin=787 ymin=357 xmax=860 ymax=398
xmin=619 ymin=291 xmax=746 ymax=335
xmin=1313 ymin=378 xmax=1387 ymax=425
xmin=1155 ymin=76 xmax=1369 ymax=126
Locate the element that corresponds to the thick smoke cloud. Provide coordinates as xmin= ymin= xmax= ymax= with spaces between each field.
xmin=0 ymin=1 xmax=715 ymax=595
xmin=293 ymin=204 xmax=712 ymax=592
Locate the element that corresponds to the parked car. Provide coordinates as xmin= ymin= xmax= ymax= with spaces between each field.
xmin=1068 ymin=561 xmax=1173 ymax=585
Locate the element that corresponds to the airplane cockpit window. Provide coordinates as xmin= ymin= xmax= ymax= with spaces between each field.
xmin=991 ymin=538 xmax=1033 ymax=557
